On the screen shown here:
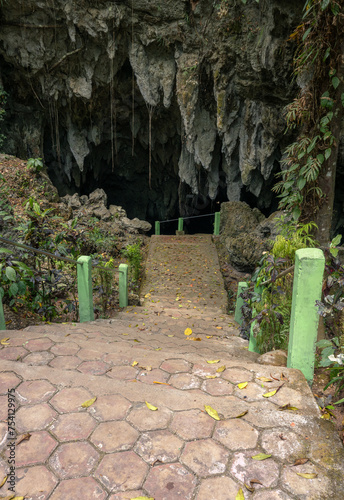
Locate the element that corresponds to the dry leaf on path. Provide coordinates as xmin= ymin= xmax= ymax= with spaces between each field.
xmin=238 ymin=382 xmax=248 ymax=389
xmin=279 ymin=403 xmax=298 ymax=411
xmin=252 ymin=453 xmax=271 ymax=460
xmin=189 ymin=337 xmax=202 ymax=341
xmin=216 ymin=365 xmax=226 ymax=373
xmin=244 ymin=483 xmax=254 ymax=492
xmin=257 ymin=376 xmax=273 ymax=382
xmin=235 ymin=410 xmax=248 ymax=418
xmin=206 ymin=375 xmax=217 ymax=379
xmin=250 ymin=479 xmax=263 ymax=486
xmin=184 ymin=327 xmax=192 ymax=336
xmin=131 ymin=361 xmax=138 ymax=366
xmin=263 ymin=389 xmax=277 ymax=398
xmin=153 ymin=381 xmax=170 ymax=386
xmin=0 ymin=338 xmax=9 ymax=345
xmin=0 ymin=475 xmax=7 ymax=488
xmin=145 ymin=401 xmax=158 ymax=411
xmin=292 ymin=458 xmax=309 ymax=466
xmin=296 ymin=473 xmax=318 ymax=479
xmin=204 ymin=405 xmax=220 ymax=420
xmin=235 ymin=488 xmax=245 ymax=500
xmin=207 ymin=359 xmax=220 ymax=364
xmin=81 ymin=397 xmax=97 ymax=408
xmin=16 ymin=433 xmax=31 ymax=445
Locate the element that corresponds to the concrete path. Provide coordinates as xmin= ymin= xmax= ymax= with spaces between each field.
xmin=0 ymin=235 xmax=343 ymax=499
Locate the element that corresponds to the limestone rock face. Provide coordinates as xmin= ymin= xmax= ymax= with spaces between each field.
xmin=0 ymin=0 xmax=304 ymax=222
xmin=257 ymin=350 xmax=288 ymax=367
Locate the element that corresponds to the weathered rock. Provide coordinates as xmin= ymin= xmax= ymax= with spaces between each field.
xmin=220 ymin=201 xmax=264 ymax=240
xmin=225 ymin=233 xmax=267 ymax=272
xmin=88 ymin=189 xmax=107 ymax=207
xmin=120 ymin=217 xmax=151 ymax=234
xmin=257 ymin=350 xmax=288 ymax=367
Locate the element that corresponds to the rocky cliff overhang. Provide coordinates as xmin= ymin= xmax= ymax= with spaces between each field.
xmin=0 ymin=0 xmax=303 ymax=221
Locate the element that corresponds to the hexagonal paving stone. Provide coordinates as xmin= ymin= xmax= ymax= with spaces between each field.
xmin=134 ymin=430 xmax=184 ymax=464
xmin=49 ymin=356 xmax=81 ymax=370
xmin=169 ymin=373 xmax=201 ymax=390
xmin=91 ymin=421 xmax=139 ymax=452
xmin=281 ymin=463 xmax=332 ymax=498
xmin=222 ymin=367 xmax=254 ymax=384
xmin=144 ymin=463 xmax=197 ymax=500
xmin=50 ymin=387 xmax=93 ymax=413
xmin=95 ymin=451 xmax=148 ymax=492
xmin=22 ymin=351 xmax=55 ymax=365
xmin=15 ymin=465 xmax=58 ymax=499
xmin=103 ymin=352 xmax=132 ymax=365
xmin=261 ymin=428 xmax=307 ymax=461
xmin=78 ymin=348 xmax=103 ymax=361
xmin=16 ymin=403 xmax=57 ymax=432
xmin=49 ymin=441 xmax=100 ymax=479
xmin=78 ymin=360 xmax=111 ymax=376
xmin=16 ymin=431 xmax=57 ymax=467
xmin=0 ymin=371 xmax=21 ymax=394
xmin=107 ymin=365 xmax=138 ymax=380
xmin=50 ymin=412 xmax=97 ymax=441
xmin=214 ymin=419 xmax=259 ymax=450
xmin=137 ymin=368 xmax=170 ymax=384
xmin=181 ymin=439 xmax=229 ymax=477
xmin=0 ymin=346 xmax=28 ymax=360
xmin=109 ymin=491 xmax=146 ymax=500
xmin=16 ymin=380 xmax=56 ymax=405
xmin=51 ymin=342 xmax=80 ymax=356
xmin=88 ymin=394 xmax=132 ymax=421
xmin=233 ymin=382 xmax=267 ymax=401
xmin=49 ymin=477 xmax=106 ymax=500
xmin=0 ymin=396 xmax=8 ymax=420
xmin=252 ymin=491 xmax=293 ymax=500
xmin=127 ymin=403 xmax=173 ymax=431
xmin=0 ymin=422 xmax=7 ymax=448
xmin=160 ymin=358 xmax=192 ymax=373
xmin=201 ymin=378 xmax=234 ymax=396
xmin=192 ymin=363 xmax=220 ymax=378
xmin=170 ymin=409 xmax=215 ymax=440
xmin=230 ymin=450 xmax=280 ymax=488
xmin=24 ymin=338 xmax=54 ymax=352
xmin=197 ymin=476 xmax=241 ymax=499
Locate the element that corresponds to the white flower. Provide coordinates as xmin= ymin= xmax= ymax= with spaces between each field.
xmin=328 ymin=354 xmax=344 ymax=365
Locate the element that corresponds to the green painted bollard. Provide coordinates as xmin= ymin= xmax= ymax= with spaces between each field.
xmin=287 ymin=248 xmax=325 ymax=383
xmin=155 ymin=221 xmax=160 ymax=235
xmin=119 ymin=263 xmax=128 ymax=308
xmin=0 ymin=293 xmax=6 ymax=330
xmin=214 ymin=212 xmax=220 ymax=236
xmin=77 ymin=256 xmax=95 ymax=323
xmin=234 ymin=282 xmax=248 ymax=325
xmin=248 ymin=285 xmax=263 ymax=354
xmin=178 ymin=217 xmax=183 ymax=232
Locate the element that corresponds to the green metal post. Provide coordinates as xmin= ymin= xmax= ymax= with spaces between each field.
xmin=287 ymin=248 xmax=325 ymax=382
xmin=77 ymin=256 xmax=94 ymax=323
xmin=248 ymin=285 xmax=262 ymax=354
xmin=0 ymin=293 xmax=6 ymax=330
xmin=234 ymin=282 xmax=248 ymax=325
xmin=119 ymin=263 xmax=128 ymax=308
xmin=214 ymin=212 xmax=220 ymax=236
xmin=178 ymin=218 xmax=183 ymax=232
xmin=155 ymin=221 xmax=160 ymax=235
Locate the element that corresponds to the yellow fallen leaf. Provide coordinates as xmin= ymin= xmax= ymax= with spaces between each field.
xmin=263 ymin=389 xmax=277 ymax=398
xmin=0 ymin=337 xmax=10 ymax=345
xmin=132 ymin=361 xmax=138 ymax=366
xmin=236 ymin=488 xmax=245 ymax=500
xmin=0 ymin=475 xmax=7 ymax=488
xmin=184 ymin=328 xmax=192 ymax=336
xmin=206 ymin=375 xmax=217 ymax=379
xmin=296 ymin=473 xmax=318 ymax=479
xmin=216 ymin=365 xmax=226 ymax=373
xmin=207 ymin=360 xmax=220 ymax=364
xmin=244 ymin=483 xmax=254 ymax=492
xmin=189 ymin=337 xmax=202 ymax=341
xmin=81 ymin=397 xmax=97 ymax=408
xmin=235 ymin=410 xmax=248 ymax=418
xmin=238 ymin=382 xmax=248 ymax=389
xmin=168 ymin=335 xmax=174 ymax=337
xmin=206 ymin=335 xmax=213 ymax=339
xmin=153 ymin=382 xmax=170 ymax=386
xmin=145 ymin=401 xmax=158 ymax=411
xmin=216 ymin=326 xmax=223 ymax=329
xmin=252 ymin=453 xmax=272 ymax=460
xmin=257 ymin=376 xmax=273 ymax=382
xmin=204 ymin=405 xmax=220 ymax=420
xmin=278 ymin=403 xmax=298 ymax=411
xmin=155 ymin=347 xmax=162 ymax=351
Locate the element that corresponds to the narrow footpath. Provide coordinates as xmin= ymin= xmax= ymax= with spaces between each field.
xmin=0 ymin=235 xmax=343 ymax=499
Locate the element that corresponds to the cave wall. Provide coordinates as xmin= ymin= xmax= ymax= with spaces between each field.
xmin=0 ymin=0 xmax=305 ymax=221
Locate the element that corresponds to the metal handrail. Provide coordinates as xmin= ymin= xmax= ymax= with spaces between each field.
xmin=159 ymin=213 xmax=215 ymax=224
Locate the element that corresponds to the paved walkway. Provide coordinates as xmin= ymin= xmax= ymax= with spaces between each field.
xmin=0 ymin=235 xmax=343 ymax=499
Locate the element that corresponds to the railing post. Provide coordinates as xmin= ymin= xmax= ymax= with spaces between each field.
xmin=178 ymin=217 xmax=184 ymax=232
xmin=155 ymin=221 xmax=160 ymax=235
xmin=234 ymin=282 xmax=248 ymax=325
xmin=287 ymin=248 xmax=325 ymax=382
xmin=77 ymin=256 xmax=94 ymax=322
xmin=119 ymin=263 xmax=128 ymax=308
xmin=248 ymin=285 xmax=262 ymax=354
xmin=0 ymin=293 xmax=6 ymax=330
xmin=214 ymin=212 xmax=220 ymax=236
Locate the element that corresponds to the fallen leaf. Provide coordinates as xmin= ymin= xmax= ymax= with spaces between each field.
xmin=132 ymin=361 xmax=138 ymax=366
xmin=206 ymin=375 xmax=217 ymax=379
xmin=281 ymin=373 xmax=289 ymax=381
xmin=292 ymin=458 xmax=309 ymax=466
xmin=235 ymin=410 xmax=248 ymax=418
xmin=279 ymin=403 xmax=298 ymax=411
xmin=235 ymin=488 xmax=245 ymax=500
xmin=81 ymin=397 xmax=97 ymax=408
xmin=16 ymin=433 xmax=31 ymax=445
xmin=189 ymin=337 xmax=202 ymax=341
xmin=184 ymin=328 xmax=192 ymax=336
xmin=207 ymin=360 xmax=220 ymax=364
xmin=204 ymin=405 xmax=220 ymax=420
xmin=145 ymin=401 xmax=158 ymax=411
xmin=0 ymin=338 xmax=10 ymax=345
xmin=244 ymin=483 xmax=254 ymax=492
xmin=238 ymin=382 xmax=248 ymax=389
xmin=263 ymin=389 xmax=277 ymax=398
xmin=216 ymin=326 xmax=223 ymax=329
xmin=153 ymin=382 xmax=170 ymax=386
xmin=0 ymin=475 xmax=7 ymax=488
xmin=252 ymin=453 xmax=272 ymax=461
xmin=250 ymin=479 xmax=263 ymax=486
xmin=0 ymin=496 xmax=15 ymax=500
xmin=168 ymin=335 xmax=174 ymax=337
xmin=133 ymin=339 xmax=140 ymax=342
xmin=206 ymin=335 xmax=213 ymax=339
xmin=216 ymin=365 xmax=226 ymax=373
xmin=270 ymin=373 xmax=280 ymax=380
xmin=296 ymin=473 xmax=318 ymax=479
xmin=257 ymin=376 xmax=273 ymax=382
xmin=155 ymin=347 xmax=162 ymax=351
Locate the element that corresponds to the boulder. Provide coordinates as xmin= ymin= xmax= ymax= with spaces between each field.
xmin=120 ymin=217 xmax=152 ymax=233
xmin=257 ymin=349 xmax=288 ymax=367
xmin=220 ymin=201 xmax=263 ymax=239
xmin=88 ymin=188 xmax=107 ymax=206
xmin=225 ymin=233 xmax=267 ymax=272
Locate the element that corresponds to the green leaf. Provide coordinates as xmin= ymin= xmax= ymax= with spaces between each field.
xmin=332 ymin=77 xmax=340 ymax=90
xmin=9 ymin=282 xmax=18 ymax=296
xmin=316 ymin=339 xmax=333 ymax=348
xmin=5 ymin=266 xmax=16 ymax=282
xmin=252 ymin=453 xmax=272 ymax=460
xmin=341 ymin=93 xmax=344 ymax=107
xmin=321 ymin=0 xmax=330 ymax=10
xmin=0 ymin=247 xmax=12 ymax=254
xmin=325 ymin=148 xmax=332 ymax=160
xmin=302 ymin=26 xmax=312 ymax=41
xmin=317 ymin=154 xmax=324 ymax=165
xmin=323 ymin=47 xmax=330 ymax=61
xmin=292 ymin=206 xmax=301 ymax=221
xmin=297 ymin=177 xmax=306 ymax=190
xmin=331 ymin=234 xmax=342 ymax=247
xmin=333 ymin=398 xmax=344 ymax=405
